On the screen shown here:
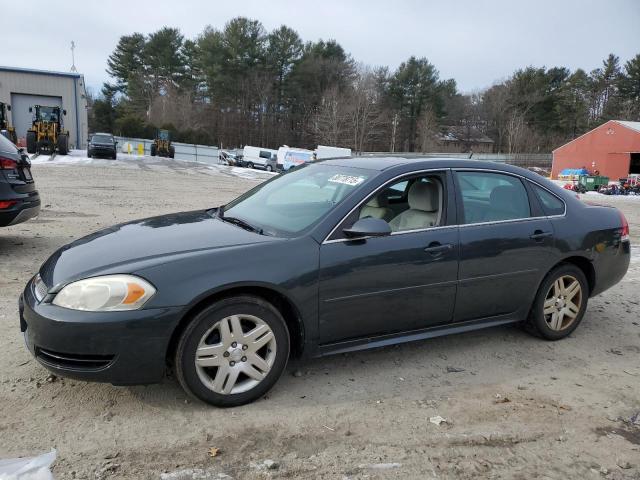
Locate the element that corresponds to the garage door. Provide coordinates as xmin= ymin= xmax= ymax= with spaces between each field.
xmin=10 ymin=94 xmax=62 ymax=140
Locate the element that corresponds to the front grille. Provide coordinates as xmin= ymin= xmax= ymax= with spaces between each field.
xmin=36 ymin=348 xmax=114 ymax=370
xmin=33 ymin=274 xmax=48 ymax=302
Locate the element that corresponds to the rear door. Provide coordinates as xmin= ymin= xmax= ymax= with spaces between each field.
xmin=453 ymin=169 xmax=557 ymax=322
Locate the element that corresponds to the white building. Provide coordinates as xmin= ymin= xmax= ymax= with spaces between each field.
xmin=0 ymin=66 xmax=88 ymax=149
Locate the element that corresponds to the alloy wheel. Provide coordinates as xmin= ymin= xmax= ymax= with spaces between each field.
xmin=194 ymin=314 xmax=277 ymax=395
xmin=543 ymin=275 xmax=582 ymax=331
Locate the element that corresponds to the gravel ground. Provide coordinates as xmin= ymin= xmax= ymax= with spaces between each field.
xmin=1 ymin=157 xmax=639 ymax=480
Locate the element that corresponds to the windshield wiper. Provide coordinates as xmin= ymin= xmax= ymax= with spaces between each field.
xmin=221 ymin=215 xmax=264 ymax=235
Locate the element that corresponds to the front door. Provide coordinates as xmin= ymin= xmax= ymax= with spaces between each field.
xmin=317 ymin=171 xmax=459 ymax=345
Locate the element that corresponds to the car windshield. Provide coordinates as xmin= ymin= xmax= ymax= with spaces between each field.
xmin=222 ymin=164 xmax=372 ymax=236
xmin=37 ymin=107 xmax=58 ymax=122
xmin=92 ymin=135 xmax=113 ymax=143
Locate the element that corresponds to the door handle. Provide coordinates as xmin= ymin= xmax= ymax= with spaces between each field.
xmin=424 ymin=242 xmax=453 ymax=255
xmin=529 ymin=230 xmax=553 ymax=241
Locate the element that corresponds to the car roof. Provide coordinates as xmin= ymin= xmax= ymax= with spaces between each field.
xmin=92 ymin=132 xmax=113 ymax=136
xmin=321 ymin=156 xmax=538 ymax=176
xmin=319 ymin=155 xmax=572 ymax=199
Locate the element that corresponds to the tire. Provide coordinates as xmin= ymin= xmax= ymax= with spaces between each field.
xmin=26 ymin=131 xmax=37 ymax=154
xmin=111 ymin=152 xmax=117 ymax=160
xmin=87 ymin=150 xmax=92 ymax=158
xmin=525 ymin=264 xmax=589 ymax=340
xmin=57 ymin=134 xmax=69 ymax=155
xmin=150 ymin=144 xmax=157 ymax=156
xmin=175 ymin=296 xmax=290 ymax=407
xmin=247 ymin=162 xmax=254 ymax=169
xmin=169 ymin=146 xmax=175 ymax=159
xmin=265 ymin=164 xmax=273 ymax=172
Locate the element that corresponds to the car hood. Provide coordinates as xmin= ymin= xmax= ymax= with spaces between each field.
xmin=39 ymin=210 xmax=276 ymax=288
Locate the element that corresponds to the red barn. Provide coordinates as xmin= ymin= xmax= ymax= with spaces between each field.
xmin=552 ymin=120 xmax=640 ymax=180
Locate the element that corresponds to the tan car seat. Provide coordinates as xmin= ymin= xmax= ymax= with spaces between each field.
xmin=389 ymin=181 xmax=440 ymax=231
xmin=359 ymin=195 xmax=394 ymax=222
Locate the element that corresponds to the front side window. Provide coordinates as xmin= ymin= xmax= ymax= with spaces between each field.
xmin=457 ymin=171 xmax=530 ymax=224
xmin=357 ymin=175 xmax=443 ymax=232
xmin=223 ymin=164 xmax=372 ymax=236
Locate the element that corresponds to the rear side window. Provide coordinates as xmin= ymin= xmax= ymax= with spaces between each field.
xmin=259 ymin=150 xmax=272 ymax=159
xmin=457 ymin=171 xmax=531 ymax=224
xmin=531 ymin=183 xmax=565 ymax=216
xmin=0 ymin=133 xmax=18 ymax=153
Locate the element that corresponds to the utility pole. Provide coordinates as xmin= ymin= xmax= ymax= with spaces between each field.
xmin=70 ymin=41 xmax=77 ymax=72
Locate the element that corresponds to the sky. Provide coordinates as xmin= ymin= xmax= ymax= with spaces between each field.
xmin=2 ymin=0 xmax=639 ymax=94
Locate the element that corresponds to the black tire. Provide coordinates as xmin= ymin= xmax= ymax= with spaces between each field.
xmin=265 ymin=164 xmax=273 ymax=172
xmin=525 ymin=264 xmax=589 ymax=340
xmin=150 ymin=144 xmax=157 ymax=156
xmin=26 ymin=131 xmax=37 ymax=154
xmin=169 ymin=146 xmax=175 ymax=159
xmin=175 ymin=296 xmax=290 ymax=407
xmin=87 ymin=150 xmax=92 ymax=158
xmin=112 ymin=152 xmax=117 ymax=160
xmin=247 ymin=162 xmax=254 ymax=169
xmin=57 ymin=134 xmax=69 ymax=155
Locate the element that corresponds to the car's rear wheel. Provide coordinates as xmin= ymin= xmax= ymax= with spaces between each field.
xmin=526 ymin=264 xmax=588 ymax=340
xmin=175 ymin=296 xmax=289 ymax=407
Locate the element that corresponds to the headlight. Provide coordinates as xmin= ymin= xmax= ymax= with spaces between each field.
xmin=52 ymin=275 xmax=156 ymax=311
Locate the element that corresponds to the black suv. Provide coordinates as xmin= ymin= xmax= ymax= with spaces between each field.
xmin=87 ymin=133 xmax=117 ymax=159
xmin=0 ymin=134 xmax=40 ymax=227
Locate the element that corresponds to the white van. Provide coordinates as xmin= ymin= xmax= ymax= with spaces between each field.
xmin=242 ymin=146 xmax=278 ymax=171
xmin=277 ymin=146 xmax=314 ymax=170
xmin=315 ymin=145 xmax=352 ymax=160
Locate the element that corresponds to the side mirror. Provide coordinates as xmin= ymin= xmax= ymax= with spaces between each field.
xmin=62 ymin=110 xmax=67 ymax=116
xmin=343 ymin=217 xmax=392 ymax=239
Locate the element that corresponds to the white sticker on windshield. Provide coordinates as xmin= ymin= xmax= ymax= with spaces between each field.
xmin=328 ymin=174 xmax=365 ymax=186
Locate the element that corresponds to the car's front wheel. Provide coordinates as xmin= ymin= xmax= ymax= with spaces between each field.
xmin=526 ymin=264 xmax=588 ymax=340
xmin=175 ymin=296 xmax=290 ymax=407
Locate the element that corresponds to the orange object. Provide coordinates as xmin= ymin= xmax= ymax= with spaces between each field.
xmin=123 ymin=283 xmax=145 ymax=304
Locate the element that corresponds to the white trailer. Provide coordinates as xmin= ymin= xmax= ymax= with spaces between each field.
xmin=315 ymin=145 xmax=352 ymax=160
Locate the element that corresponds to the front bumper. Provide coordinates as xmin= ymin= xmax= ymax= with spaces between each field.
xmin=20 ymin=279 xmax=183 ymax=385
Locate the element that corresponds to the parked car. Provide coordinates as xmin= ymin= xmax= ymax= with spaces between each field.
xmin=0 ymin=134 xmax=40 ymax=227
xmin=20 ymin=158 xmax=630 ymax=407
xmin=219 ymin=150 xmax=242 ymax=166
xmin=242 ymin=146 xmax=278 ymax=171
xmin=87 ymin=133 xmax=117 ymax=159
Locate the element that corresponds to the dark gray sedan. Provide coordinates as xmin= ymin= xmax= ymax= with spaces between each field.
xmin=20 ymin=157 xmax=630 ymax=407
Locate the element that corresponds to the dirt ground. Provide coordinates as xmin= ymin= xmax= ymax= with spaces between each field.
xmin=1 ymin=158 xmax=639 ymax=480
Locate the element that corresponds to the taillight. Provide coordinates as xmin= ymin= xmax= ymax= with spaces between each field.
xmin=0 ymin=200 xmax=17 ymax=209
xmin=619 ymin=209 xmax=630 ymax=242
xmin=0 ymin=156 xmax=17 ymax=170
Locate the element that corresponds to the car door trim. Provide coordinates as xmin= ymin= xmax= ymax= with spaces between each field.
xmin=324 ymin=278 xmax=458 ymax=303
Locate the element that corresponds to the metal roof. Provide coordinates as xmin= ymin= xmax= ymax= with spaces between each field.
xmin=616 ymin=120 xmax=640 ymax=133
xmin=0 ymin=65 xmax=81 ymax=79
